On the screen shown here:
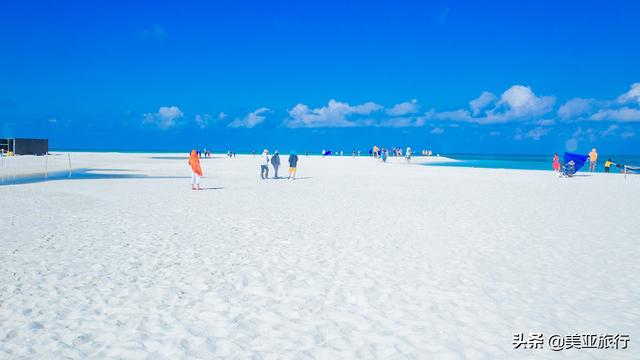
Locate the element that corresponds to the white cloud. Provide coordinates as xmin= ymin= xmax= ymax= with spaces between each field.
xmin=484 ymin=85 xmax=555 ymax=123
xmin=469 ymin=91 xmax=496 ymax=116
xmin=194 ymin=112 xmax=227 ymax=128
xmin=143 ymin=106 xmax=184 ymax=129
xmin=194 ymin=114 xmax=213 ymax=129
xmin=283 ymin=100 xmax=383 ymax=128
xmin=432 ymin=85 xmax=555 ymax=124
xmin=228 ymin=107 xmax=270 ymax=128
xmin=617 ymin=83 xmax=640 ymax=104
xmin=386 ymin=99 xmax=419 ymax=116
xmin=600 ymin=124 xmax=619 ymax=137
xmin=430 ymin=127 xmax=444 ymax=134
xmin=557 ymin=98 xmax=595 ymax=120
xmin=535 ymin=119 xmax=555 ymax=126
xmin=433 ymin=109 xmax=473 ymax=122
xmin=590 ymin=107 xmax=640 ymax=122
xmin=525 ymin=127 xmax=551 ymax=140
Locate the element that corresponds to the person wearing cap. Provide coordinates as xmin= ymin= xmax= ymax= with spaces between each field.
xmin=288 ymin=151 xmax=299 ymax=180
xmin=271 ymin=150 xmax=281 ymax=178
xmin=260 ymin=149 xmax=270 ymax=179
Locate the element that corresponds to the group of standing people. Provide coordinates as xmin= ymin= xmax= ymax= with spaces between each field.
xmin=371 ymin=146 xmax=412 ymax=163
xmin=260 ymin=149 xmax=299 ymax=180
xmin=188 ymin=148 xmax=301 ymax=189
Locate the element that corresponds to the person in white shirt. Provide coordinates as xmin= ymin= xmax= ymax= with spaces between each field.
xmin=260 ymin=149 xmax=270 ymax=179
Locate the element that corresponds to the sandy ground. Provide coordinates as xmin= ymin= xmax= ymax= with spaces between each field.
xmin=1 ymin=152 xmax=638 ymax=359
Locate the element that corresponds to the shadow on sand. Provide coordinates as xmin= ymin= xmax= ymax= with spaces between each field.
xmin=266 ymin=176 xmax=312 ymax=181
xmin=0 ymin=168 xmax=189 ymax=186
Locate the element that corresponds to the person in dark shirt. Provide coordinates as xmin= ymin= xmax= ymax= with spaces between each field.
xmin=271 ymin=150 xmax=281 ymax=178
xmin=288 ymin=151 xmax=299 ymax=180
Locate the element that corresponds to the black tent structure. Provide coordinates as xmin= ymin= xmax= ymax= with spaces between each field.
xmin=0 ymin=138 xmax=48 ymax=155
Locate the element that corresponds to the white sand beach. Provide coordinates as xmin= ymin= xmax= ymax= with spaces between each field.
xmin=1 ymin=152 xmax=638 ymax=359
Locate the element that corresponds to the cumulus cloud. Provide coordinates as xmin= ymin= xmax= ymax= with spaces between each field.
xmin=228 ymin=107 xmax=270 ymax=128
xmin=143 ymin=106 xmax=184 ymax=129
xmin=552 ymin=83 xmax=640 ymax=123
xmin=432 ymin=85 xmax=555 ymax=124
xmin=430 ymin=127 xmax=444 ymax=134
xmin=469 ymin=91 xmax=496 ymax=116
xmin=194 ymin=114 xmax=213 ymax=129
xmin=590 ymin=107 xmax=640 ymax=122
xmin=386 ymin=99 xmax=419 ymax=116
xmin=617 ymin=83 xmax=640 ymax=104
xmin=283 ymin=100 xmax=383 ymax=128
xmin=194 ymin=112 xmax=227 ymax=128
xmin=485 ymin=85 xmax=556 ymax=123
xmin=525 ymin=127 xmax=551 ymax=140
xmin=557 ymin=98 xmax=595 ymax=120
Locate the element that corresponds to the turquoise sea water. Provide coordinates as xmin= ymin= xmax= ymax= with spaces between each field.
xmin=423 ymin=154 xmax=640 ymax=173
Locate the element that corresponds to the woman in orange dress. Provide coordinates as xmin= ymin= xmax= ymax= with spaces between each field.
xmin=188 ymin=150 xmax=202 ymax=190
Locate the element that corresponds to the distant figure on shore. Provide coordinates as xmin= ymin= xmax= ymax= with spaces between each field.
xmin=552 ymin=153 xmax=560 ymax=173
xmin=406 ymin=147 xmax=412 ymax=163
xmin=588 ymin=148 xmax=598 ymax=172
xmin=271 ymin=150 xmax=281 ymax=178
xmin=604 ymin=158 xmax=613 ymax=173
xmin=322 ymin=149 xmax=326 ymax=158
xmin=373 ymin=145 xmax=379 ymax=158
xmin=260 ymin=149 xmax=270 ymax=179
xmin=381 ymin=148 xmax=388 ymax=162
xmin=288 ymin=151 xmax=299 ymax=180
xmin=188 ymin=150 xmax=203 ymax=190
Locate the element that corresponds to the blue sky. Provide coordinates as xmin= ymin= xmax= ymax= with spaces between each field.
xmin=1 ymin=0 xmax=639 ymax=154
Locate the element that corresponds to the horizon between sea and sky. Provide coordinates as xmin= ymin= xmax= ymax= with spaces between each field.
xmin=1 ymin=1 xmax=640 ymax=155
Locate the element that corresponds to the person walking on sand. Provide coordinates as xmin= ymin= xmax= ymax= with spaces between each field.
xmin=588 ymin=148 xmax=598 ymax=172
xmin=552 ymin=153 xmax=560 ymax=173
xmin=188 ymin=150 xmax=203 ymax=190
xmin=405 ymin=147 xmax=412 ymax=163
xmin=260 ymin=149 xmax=270 ymax=179
xmin=271 ymin=150 xmax=281 ymax=178
xmin=288 ymin=151 xmax=299 ymax=180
